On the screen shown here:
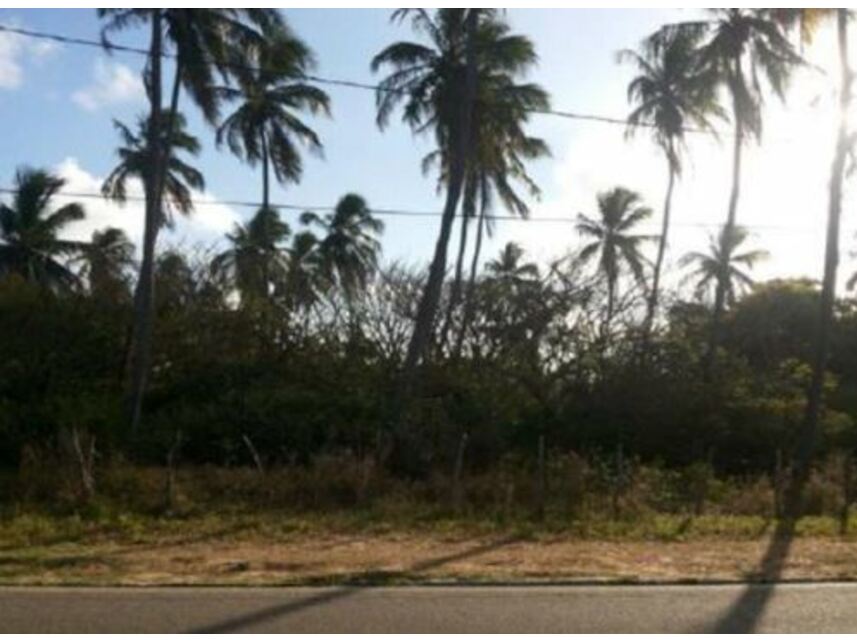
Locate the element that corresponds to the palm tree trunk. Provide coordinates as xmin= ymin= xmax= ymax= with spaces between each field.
xmin=705 ymin=67 xmax=744 ymax=380
xmin=605 ymin=276 xmax=616 ymax=340
xmin=785 ymin=9 xmax=851 ymax=519
xmin=261 ymin=129 xmax=270 ymax=212
xmin=126 ymin=10 xmax=163 ymax=437
xmin=454 ymin=202 xmax=486 ymax=359
xmin=387 ymin=10 xmax=479 ymax=472
xmin=438 ymin=208 xmax=471 ymax=353
xmin=643 ymin=147 xmax=676 ymax=351
xmin=126 ymin=30 xmax=184 ymax=437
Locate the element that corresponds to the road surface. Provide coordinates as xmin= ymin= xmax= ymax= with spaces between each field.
xmin=2 ymin=584 xmax=856 ymax=633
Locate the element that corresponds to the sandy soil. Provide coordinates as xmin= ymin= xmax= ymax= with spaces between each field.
xmin=3 ymin=531 xmax=857 ymax=585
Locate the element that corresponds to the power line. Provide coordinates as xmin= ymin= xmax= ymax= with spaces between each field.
xmin=0 ymin=22 xmax=735 ymax=137
xmin=0 ymin=186 xmax=832 ymax=233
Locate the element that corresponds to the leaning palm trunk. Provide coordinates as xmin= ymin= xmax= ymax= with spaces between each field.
xmin=454 ymin=202 xmax=486 ymax=359
xmin=126 ymin=16 xmax=184 ymax=437
xmin=785 ymin=9 xmax=850 ymax=519
xmin=438 ymin=205 xmax=472 ymax=353
xmin=388 ymin=10 xmax=479 ymax=471
xmin=705 ymin=68 xmax=744 ymax=380
xmin=642 ymin=145 xmax=677 ymax=351
xmin=125 ymin=11 xmax=163 ymax=436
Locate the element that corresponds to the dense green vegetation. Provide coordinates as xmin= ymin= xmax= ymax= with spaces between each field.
xmin=1 ymin=9 xmax=856 ymax=526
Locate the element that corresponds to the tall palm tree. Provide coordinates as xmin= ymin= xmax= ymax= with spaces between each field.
xmin=0 ymin=168 xmax=85 ymax=292
xmin=652 ymin=10 xmax=802 ymax=374
xmin=98 ymin=8 xmax=283 ymax=435
xmin=774 ymin=9 xmax=851 ymax=517
xmin=428 ymin=29 xmax=551 ymax=354
xmin=102 ymin=113 xmax=205 ymax=229
xmin=576 ymin=187 xmax=655 ymax=333
xmin=216 ymin=29 xmax=330 ymax=213
xmin=300 ymin=193 xmax=384 ymax=299
xmin=372 ymin=9 xmax=482 ymax=434
xmin=679 ymin=225 xmax=768 ymax=307
xmin=621 ymin=27 xmax=723 ymax=339
xmin=213 ymin=207 xmax=291 ymax=305
xmin=75 ymin=227 xmax=136 ymax=299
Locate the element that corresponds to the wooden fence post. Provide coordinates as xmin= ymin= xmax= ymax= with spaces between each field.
xmin=535 ymin=434 xmax=546 ymax=522
xmin=452 ymin=432 xmax=469 ymax=513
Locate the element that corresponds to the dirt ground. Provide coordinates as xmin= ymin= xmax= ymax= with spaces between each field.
xmin=3 ymin=530 xmax=857 ymax=586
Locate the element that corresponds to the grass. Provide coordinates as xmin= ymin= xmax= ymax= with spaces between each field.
xmin=1 ymin=461 xmax=855 ymax=586
xmin=2 ymin=507 xmax=857 ymax=586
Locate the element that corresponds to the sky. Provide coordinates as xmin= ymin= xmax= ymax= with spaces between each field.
xmin=0 ymin=8 xmax=853 ymax=292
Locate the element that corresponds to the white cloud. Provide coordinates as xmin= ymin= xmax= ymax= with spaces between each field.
xmin=72 ymin=59 xmax=145 ymax=112
xmin=53 ymin=158 xmax=242 ymax=256
xmin=0 ymin=24 xmax=58 ymax=90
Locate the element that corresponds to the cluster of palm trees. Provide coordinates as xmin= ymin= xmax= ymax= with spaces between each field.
xmin=0 ymin=9 xmax=852 ymax=496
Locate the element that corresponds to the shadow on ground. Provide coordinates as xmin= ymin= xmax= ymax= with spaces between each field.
xmin=704 ymin=517 xmax=796 ymax=633
xmin=190 ymin=535 xmax=521 ymax=633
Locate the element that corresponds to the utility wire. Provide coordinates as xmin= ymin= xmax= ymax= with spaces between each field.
xmin=0 ymin=22 xmax=748 ymax=138
xmin=0 ymin=187 xmax=831 ymax=233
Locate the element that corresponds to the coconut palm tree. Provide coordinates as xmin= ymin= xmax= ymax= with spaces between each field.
xmin=621 ymin=27 xmax=723 ymax=339
xmin=652 ymin=10 xmax=802 ymax=373
xmin=300 ymin=194 xmax=384 ymax=299
xmin=485 ymin=241 xmax=540 ymax=290
xmin=282 ymin=230 xmax=326 ymax=311
xmin=102 ymin=113 xmax=205 ymax=229
xmin=75 ymin=227 xmax=136 ymax=299
xmin=576 ymin=187 xmax=655 ymax=333
xmin=215 ymin=29 xmax=330 ymax=213
xmin=0 ymin=168 xmax=85 ymax=292
xmin=213 ymin=207 xmax=291 ymax=305
xmin=773 ymin=9 xmax=850 ymax=517
xmin=155 ymin=249 xmax=196 ymax=312
xmin=430 ymin=40 xmax=551 ymax=354
xmin=371 ymin=9 xmax=482 ymax=422
xmin=98 ymin=8 xmax=283 ymax=434
xmin=679 ymin=225 xmax=768 ymax=307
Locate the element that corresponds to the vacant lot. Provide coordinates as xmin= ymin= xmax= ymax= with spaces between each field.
xmin=2 ymin=511 xmax=857 ymax=586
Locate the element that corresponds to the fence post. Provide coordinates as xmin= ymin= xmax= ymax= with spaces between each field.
xmin=452 ymin=432 xmax=469 ymax=514
xmin=841 ymin=455 xmax=853 ymax=536
xmin=773 ymin=449 xmax=784 ymax=520
xmin=535 ymin=434 xmax=546 ymax=522
xmin=165 ymin=429 xmax=183 ymax=513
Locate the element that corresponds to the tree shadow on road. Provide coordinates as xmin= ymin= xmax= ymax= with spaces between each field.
xmin=190 ymin=535 xmax=521 ymax=633
xmin=707 ymin=516 xmax=797 ymax=633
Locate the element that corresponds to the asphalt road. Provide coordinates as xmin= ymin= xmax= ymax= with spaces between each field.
xmin=2 ymin=584 xmax=857 ymax=633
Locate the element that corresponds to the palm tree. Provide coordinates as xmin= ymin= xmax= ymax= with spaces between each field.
xmin=300 ymin=193 xmax=384 ymax=299
xmin=576 ymin=187 xmax=655 ymax=333
xmin=75 ymin=227 xmax=136 ymax=299
xmin=485 ymin=241 xmax=540 ymax=288
xmin=774 ymin=9 xmax=851 ymax=517
xmin=102 ymin=113 xmax=205 ymax=229
xmin=0 ymin=168 xmax=85 ymax=292
xmin=679 ymin=225 xmax=768 ymax=307
xmin=372 ymin=9 xmax=482 ymax=431
xmin=216 ymin=29 xmax=330 ymax=212
xmin=98 ymin=8 xmax=283 ymax=434
xmin=282 ymin=230 xmax=326 ymax=311
xmin=652 ymin=10 xmax=802 ymax=373
xmin=621 ymin=27 xmax=723 ymax=339
xmin=155 ymin=249 xmax=196 ymax=312
xmin=213 ymin=207 xmax=291 ymax=305
xmin=430 ymin=26 xmax=551 ymax=354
